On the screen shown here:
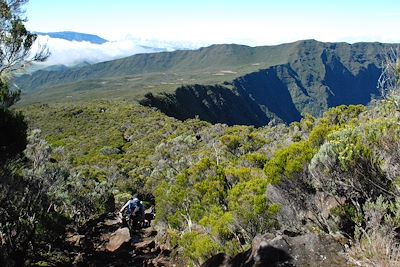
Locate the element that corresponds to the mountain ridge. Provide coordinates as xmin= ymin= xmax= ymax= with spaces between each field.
xmin=15 ymin=40 xmax=311 ymax=93
xmin=15 ymin=39 xmax=395 ymax=124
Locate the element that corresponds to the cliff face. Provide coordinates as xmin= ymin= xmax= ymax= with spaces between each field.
xmin=233 ymin=66 xmax=302 ymax=123
xmin=139 ymin=85 xmax=271 ymax=126
xmin=321 ymin=52 xmax=381 ymax=107
xmin=140 ymin=56 xmax=381 ymax=125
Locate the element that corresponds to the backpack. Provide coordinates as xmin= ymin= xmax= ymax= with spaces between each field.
xmin=128 ymin=199 xmax=139 ymax=214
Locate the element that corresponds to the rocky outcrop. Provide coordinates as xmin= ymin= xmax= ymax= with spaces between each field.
xmin=59 ymin=212 xmax=173 ymax=266
xmin=202 ymin=232 xmax=347 ymax=267
xmin=103 ymin=227 xmax=131 ymax=252
xmin=135 ymin=239 xmax=156 ymax=252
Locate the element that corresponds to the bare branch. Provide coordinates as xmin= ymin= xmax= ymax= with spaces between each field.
xmin=377 ymin=47 xmax=400 ymax=99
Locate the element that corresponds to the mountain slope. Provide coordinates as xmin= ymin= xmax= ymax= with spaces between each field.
xmin=16 ymin=42 xmax=298 ymax=93
xmin=139 ymin=41 xmax=386 ymax=124
xmin=16 ymin=40 xmax=393 ymax=124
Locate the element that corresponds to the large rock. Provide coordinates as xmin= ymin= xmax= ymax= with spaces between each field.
xmin=103 ymin=216 xmax=122 ymax=226
xmin=104 ymin=227 xmax=131 ymax=252
xmin=135 ymin=239 xmax=156 ymax=252
xmin=65 ymin=233 xmax=84 ymax=247
xmin=142 ymin=227 xmax=158 ymax=238
xmin=202 ymin=232 xmax=347 ymax=267
xmin=289 ymin=233 xmax=346 ymax=266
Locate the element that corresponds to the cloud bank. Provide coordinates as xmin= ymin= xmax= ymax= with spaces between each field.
xmin=34 ymin=35 xmax=206 ymax=67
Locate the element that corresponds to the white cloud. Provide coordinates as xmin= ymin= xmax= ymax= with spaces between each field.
xmin=34 ymin=35 xmax=207 ymax=67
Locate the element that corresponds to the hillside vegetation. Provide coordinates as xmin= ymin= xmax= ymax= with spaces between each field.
xmin=10 ymin=87 xmax=399 ymax=265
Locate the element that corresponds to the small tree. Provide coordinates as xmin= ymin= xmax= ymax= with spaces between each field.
xmin=0 ymin=0 xmax=49 ymax=108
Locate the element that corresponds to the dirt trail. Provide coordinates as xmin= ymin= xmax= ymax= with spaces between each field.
xmin=65 ymin=212 xmax=171 ymax=267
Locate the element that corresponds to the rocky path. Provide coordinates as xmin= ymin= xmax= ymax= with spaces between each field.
xmin=65 ymin=212 xmax=172 ymax=266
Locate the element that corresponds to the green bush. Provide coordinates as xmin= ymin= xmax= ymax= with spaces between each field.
xmin=264 ymin=141 xmax=315 ymax=184
xmin=179 ymin=231 xmax=222 ymax=266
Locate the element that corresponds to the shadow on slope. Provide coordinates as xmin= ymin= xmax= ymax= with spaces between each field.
xmin=321 ymin=51 xmax=381 ymax=107
xmin=139 ymin=84 xmax=271 ymax=126
xmin=234 ymin=66 xmax=302 ymax=123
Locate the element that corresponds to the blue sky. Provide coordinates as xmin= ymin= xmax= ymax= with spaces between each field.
xmin=25 ymin=0 xmax=400 ymax=45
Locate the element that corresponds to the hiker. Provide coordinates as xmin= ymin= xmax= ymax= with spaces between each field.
xmin=119 ymin=194 xmax=145 ymax=228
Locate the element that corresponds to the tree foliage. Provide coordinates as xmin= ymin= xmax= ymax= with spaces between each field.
xmin=0 ymin=0 xmax=49 ymax=77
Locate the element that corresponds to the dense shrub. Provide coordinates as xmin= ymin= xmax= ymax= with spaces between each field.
xmin=17 ymin=96 xmax=400 ymax=266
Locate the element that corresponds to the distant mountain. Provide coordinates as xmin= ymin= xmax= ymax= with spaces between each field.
xmin=36 ymin=31 xmax=108 ymax=44
xmin=16 ymin=40 xmax=394 ymax=125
